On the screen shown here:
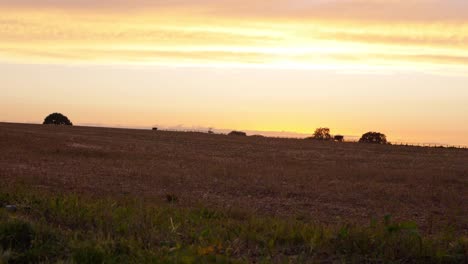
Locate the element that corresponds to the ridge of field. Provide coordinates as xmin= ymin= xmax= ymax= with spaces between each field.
xmin=0 ymin=122 xmax=466 ymax=235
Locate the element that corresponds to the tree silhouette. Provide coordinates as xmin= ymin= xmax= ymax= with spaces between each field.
xmin=43 ymin=113 xmax=73 ymax=126
xmin=312 ymin=128 xmax=332 ymax=140
xmin=359 ymin=132 xmax=387 ymax=144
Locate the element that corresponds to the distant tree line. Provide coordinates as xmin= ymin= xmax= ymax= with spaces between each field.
xmin=307 ymin=127 xmax=388 ymax=144
xmin=41 ymin=113 xmax=388 ymax=144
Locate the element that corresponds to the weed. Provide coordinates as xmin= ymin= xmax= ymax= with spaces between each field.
xmin=166 ymin=194 xmax=178 ymax=203
xmin=72 ymin=245 xmax=105 ymax=264
xmin=0 ymin=220 xmax=34 ymax=251
xmin=0 ymin=186 xmax=466 ymax=263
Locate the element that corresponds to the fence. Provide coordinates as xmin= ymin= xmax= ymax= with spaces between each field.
xmin=388 ymin=142 xmax=468 ymax=149
xmin=343 ymin=139 xmax=468 ymax=150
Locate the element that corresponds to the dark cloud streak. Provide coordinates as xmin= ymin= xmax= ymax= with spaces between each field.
xmin=1 ymin=0 xmax=467 ymax=22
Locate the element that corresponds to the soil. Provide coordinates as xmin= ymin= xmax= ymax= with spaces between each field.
xmin=1 ymin=122 xmax=466 ymax=234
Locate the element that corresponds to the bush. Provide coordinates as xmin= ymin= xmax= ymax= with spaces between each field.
xmin=359 ymin=132 xmax=387 ymax=144
xmin=228 ymin=131 xmax=247 ymax=136
xmin=250 ymin=135 xmax=265 ymax=138
xmin=43 ymin=113 xmax=73 ymax=126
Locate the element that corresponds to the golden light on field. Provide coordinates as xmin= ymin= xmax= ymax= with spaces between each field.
xmin=1 ymin=1 xmax=468 ymax=145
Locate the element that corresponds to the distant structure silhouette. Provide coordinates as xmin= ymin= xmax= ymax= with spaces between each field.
xmin=334 ymin=135 xmax=344 ymax=142
xmin=359 ymin=132 xmax=387 ymax=144
xmin=152 ymin=127 xmax=158 ymax=131
xmin=228 ymin=131 xmax=247 ymax=136
xmin=43 ymin=113 xmax=73 ymax=126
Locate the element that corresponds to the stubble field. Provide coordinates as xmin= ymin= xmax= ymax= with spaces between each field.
xmin=1 ymin=122 xmax=466 ymax=234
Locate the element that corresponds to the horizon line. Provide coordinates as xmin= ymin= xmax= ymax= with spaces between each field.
xmin=2 ymin=121 xmax=467 ymax=148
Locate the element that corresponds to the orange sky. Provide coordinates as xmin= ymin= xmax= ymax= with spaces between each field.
xmin=1 ymin=0 xmax=468 ymax=145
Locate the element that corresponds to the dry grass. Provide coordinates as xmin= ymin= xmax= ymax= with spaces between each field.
xmin=0 ymin=122 xmax=466 ymax=234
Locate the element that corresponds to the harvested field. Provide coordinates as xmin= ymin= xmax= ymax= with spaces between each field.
xmin=0 ymin=122 xmax=467 ymax=234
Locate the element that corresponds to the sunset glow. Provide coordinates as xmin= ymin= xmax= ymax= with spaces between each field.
xmin=1 ymin=0 xmax=468 ymax=145
xmin=2 ymin=6 xmax=468 ymax=71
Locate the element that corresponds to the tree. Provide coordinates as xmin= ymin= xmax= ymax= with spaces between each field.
xmin=359 ymin=132 xmax=387 ymax=144
xmin=43 ymin=113 xmax=73 ymax=126
xmin=312 ymin=127 xmax=332 ymax=140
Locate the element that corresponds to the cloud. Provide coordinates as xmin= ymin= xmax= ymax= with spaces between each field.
xmin=1 ymin=0 xmax=467 ymax=21
xmin=0 ymin=2 xmax=467 ymax=73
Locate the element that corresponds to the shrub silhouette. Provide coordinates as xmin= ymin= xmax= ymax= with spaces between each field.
xmin=359 ymin=132 xmax=387 ymax=144
xmin=228 ymin=131 xmax=247 ymax=136
xmin=250 ymin=135 xmax=265 ymax=138
xmin=312 ymin=128 xmax=332 ymax=140
xmin=43 ymin=113 xmax=73 ymax=126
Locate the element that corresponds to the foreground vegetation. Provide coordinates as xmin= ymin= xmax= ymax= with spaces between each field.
xmin=0 ymin=187 xmax=466 ymax=263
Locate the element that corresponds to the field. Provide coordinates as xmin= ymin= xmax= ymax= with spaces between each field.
xmin=0 ymin=122 xmax=467 ymax=262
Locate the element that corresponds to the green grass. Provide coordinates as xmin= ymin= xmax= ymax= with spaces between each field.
xmin=0 ymin=188 xmax=466 ymax=263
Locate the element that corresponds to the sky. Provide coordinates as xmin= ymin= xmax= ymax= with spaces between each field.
xmin=1 ymin=0 xmax=468 ymax=145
